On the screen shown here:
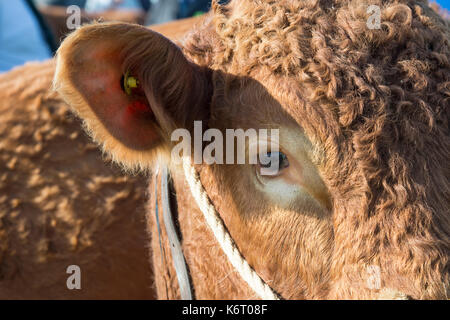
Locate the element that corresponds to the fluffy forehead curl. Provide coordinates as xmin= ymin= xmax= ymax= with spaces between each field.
xmin=183 ymin=0 xmax=449 ymax=124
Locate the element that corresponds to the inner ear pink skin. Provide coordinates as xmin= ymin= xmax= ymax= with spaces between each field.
xmin=73 ymin=48 xmax=160 ymax=151
xmin=127 ymin=100 xmax=150 ymax=114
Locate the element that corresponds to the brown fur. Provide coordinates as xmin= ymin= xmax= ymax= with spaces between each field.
xmin=55 ymin=0 xmax=449 ymax=299
xmin=0 ymin=61 xmax=153 ymax=299
xmin=181 ymin=0 xmax=450 ymax=300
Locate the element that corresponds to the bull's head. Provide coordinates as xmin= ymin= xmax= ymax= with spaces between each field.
xmin=54 ymin=0 xmax=449 ymax=299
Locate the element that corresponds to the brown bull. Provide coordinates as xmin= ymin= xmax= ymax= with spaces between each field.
xmin=54 ymin=0 xmax=449 ymax=299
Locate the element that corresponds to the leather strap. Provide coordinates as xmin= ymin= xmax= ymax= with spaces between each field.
xmin=156 ymin=167 xmax=193 ymax=300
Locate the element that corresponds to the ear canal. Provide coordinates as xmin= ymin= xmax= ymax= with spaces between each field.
xmin=54 ymin=22 xmax=212 ymax=171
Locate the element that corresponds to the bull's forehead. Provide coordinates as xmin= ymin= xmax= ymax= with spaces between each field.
xmin=185 ymin=0 xmax=449 ymax=182
xmin=183 ymin=0 xmax=358 ymax=164
xmin=184 ymin=0 xmax=448 ymax=133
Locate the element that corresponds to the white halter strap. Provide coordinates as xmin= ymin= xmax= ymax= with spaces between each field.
xmin=182 ymin=157 xmax=281 ymax=300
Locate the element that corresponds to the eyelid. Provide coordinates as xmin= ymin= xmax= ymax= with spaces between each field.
xmin=247 ymin=138 xmax=281 ymax=160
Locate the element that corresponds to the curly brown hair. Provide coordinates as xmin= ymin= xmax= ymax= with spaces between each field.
xmin=182 ymin=0 xmax=449 ymax=299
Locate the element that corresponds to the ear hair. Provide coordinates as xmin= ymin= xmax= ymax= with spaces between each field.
xmin=54 ymin=22 xmax=212 ymax=173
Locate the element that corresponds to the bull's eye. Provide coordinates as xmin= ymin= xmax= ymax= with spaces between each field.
xmin=257 ymin=151 xmax=289 ymax=177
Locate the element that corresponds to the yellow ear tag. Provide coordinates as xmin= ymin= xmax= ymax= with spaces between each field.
xmin=123 ymin=70 xmax=139 ymax=95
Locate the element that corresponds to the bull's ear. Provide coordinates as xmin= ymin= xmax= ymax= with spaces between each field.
xmin=54 ymin=22 xmax=211 ymax=171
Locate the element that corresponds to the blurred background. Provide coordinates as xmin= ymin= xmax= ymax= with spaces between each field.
xmin=0 ymin=0 xmax=213 ymax=73
xmin=0 ymin=0 xmax=449 ymax=73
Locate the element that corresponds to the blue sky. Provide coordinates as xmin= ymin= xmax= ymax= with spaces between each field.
xmin=436 ymin=0 xmax=450 ymax=10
